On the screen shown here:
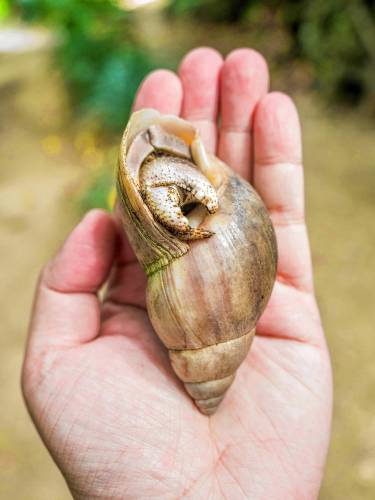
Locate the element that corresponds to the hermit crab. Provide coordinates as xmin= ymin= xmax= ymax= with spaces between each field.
xmin=116 ymin=109 xmax=277 ymax=415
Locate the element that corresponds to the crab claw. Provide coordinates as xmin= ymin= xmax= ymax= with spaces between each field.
xmin=142 ymin=185 xmax=215 ymax=240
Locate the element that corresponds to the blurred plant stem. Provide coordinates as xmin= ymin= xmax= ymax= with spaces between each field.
xmin=0 ymin=0 xmax=10 ymax=20
xmin=349 ymin=0 xmax=375 ymax=109
xmin=350 ymin=0 xmax=375 ymax=60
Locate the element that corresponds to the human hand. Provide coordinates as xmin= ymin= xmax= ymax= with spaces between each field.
xmin=22 ymin=48 xmax=332 ymax=499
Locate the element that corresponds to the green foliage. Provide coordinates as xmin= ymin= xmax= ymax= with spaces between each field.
xmin=169 ymin=0 xmax=375 ymax=108
xmin=15 ymin=0 xmax=154 ymax=131
xmin=283 ymin=0 xmax=375 ymax=105
xmin=168 ymin=0 xmax=251 ymax=23
xmin=13 ymin=0 xmax=375 ymax=114
xmin=0 ymin=0 xmax=10 ymax=20
xmin=79 ymin=168 xmax=114 ymax=212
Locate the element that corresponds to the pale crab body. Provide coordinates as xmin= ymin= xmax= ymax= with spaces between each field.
xmin=139 ymin=153 xmax=219 ymax=239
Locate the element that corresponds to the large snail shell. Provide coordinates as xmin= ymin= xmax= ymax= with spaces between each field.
xmin=116 ymin=109 xmax=277 ymax=415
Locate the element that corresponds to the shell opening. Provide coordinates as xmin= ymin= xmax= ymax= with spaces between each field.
xmin=128 ymin=124 xmax=219 ymax=241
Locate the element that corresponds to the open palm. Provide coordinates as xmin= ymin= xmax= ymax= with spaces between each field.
xmin=22 ymin=48 xmax=332 ymax=499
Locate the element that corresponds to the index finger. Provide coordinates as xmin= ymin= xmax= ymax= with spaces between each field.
xmin=218 ymin=49 xmax=269 ymax=180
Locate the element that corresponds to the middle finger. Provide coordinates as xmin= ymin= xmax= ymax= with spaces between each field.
xmin=179 ymin=47 xmax=223 ymax=153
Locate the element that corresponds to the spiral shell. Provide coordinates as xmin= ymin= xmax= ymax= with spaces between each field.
xmin=117 ymin=109 xmax=277 ymax=415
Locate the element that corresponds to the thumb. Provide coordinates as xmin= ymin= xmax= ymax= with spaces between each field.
xmin=25 ymin=209 xmax=118 ymax=354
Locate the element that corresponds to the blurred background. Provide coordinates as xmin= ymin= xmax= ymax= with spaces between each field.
xmin=0 ymin=0 xmax=374 ymax=498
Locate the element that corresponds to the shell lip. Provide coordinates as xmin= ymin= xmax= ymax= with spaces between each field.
xmin=117 ymin=109 xmax=230 ymax=273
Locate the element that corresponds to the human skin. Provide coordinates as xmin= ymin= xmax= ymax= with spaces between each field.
xmin=22 ymin=47 xmax=333 ymax=499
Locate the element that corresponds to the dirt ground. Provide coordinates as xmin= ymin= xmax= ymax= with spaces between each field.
xmin=0 ymin=49 xmax=78 ymax=499
xmin=0 ymin=47 xmax=374 ymax=499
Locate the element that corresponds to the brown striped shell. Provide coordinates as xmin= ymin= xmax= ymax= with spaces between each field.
xmin=116 ymin=109 xmax=277 ymax=415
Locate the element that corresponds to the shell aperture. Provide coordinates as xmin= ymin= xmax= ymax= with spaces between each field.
xmin=128 ymin=124 xmax=219 ymax=240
